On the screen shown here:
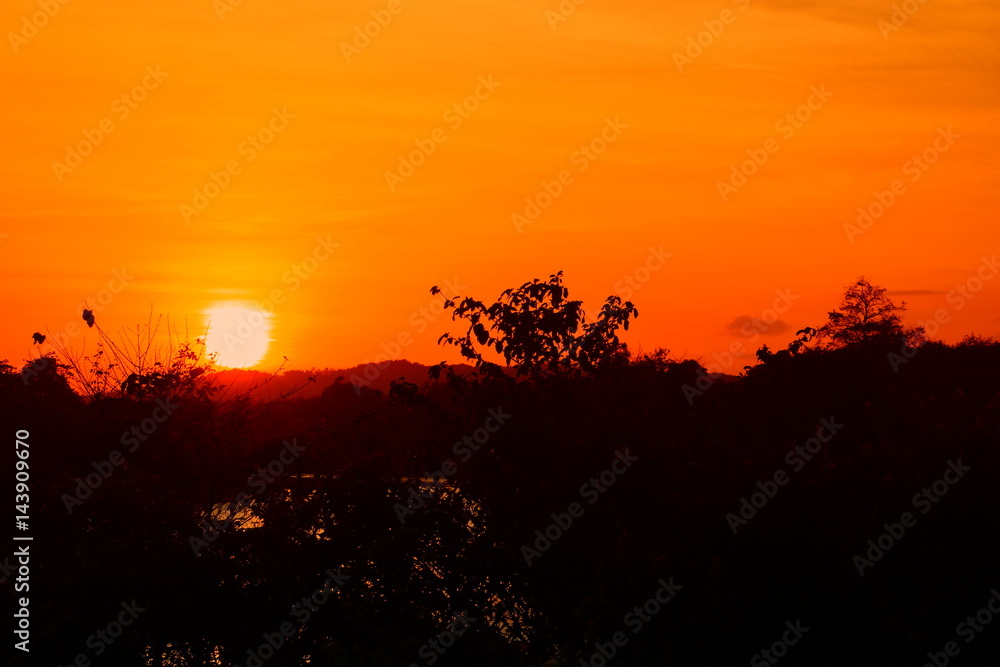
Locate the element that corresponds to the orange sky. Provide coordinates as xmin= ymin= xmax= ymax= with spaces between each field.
xmin=2 ymin=0 xmax=998 ymax=373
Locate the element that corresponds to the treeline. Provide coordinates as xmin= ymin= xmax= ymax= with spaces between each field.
xmin=4 ymin=275 xmax=1000 ymax=666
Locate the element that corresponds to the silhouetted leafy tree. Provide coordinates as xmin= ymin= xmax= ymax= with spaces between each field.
xmin=434 ymin=272 xmax=637 ymax=378
xmin=816 ymin=277 xmax=919 ymax=348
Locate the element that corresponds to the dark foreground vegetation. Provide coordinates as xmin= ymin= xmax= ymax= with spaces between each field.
xmin=4 ymin=275 xmax=1000 ymax=666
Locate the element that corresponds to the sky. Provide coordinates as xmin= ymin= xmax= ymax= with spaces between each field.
xmin=1 ymin=0 xmax=998 ymax=373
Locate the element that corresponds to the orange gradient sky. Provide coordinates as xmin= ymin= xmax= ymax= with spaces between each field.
xmin=2 ymin=0 xmax=998 ymax=372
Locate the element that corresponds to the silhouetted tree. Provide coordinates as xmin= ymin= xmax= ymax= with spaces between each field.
xmin=816 ymin=277 xmax=920 ymax=348
xmin=958 ymin=333 xmax=999 ymax=348
xmin=434 ymin=272 xmax=637 ymax=378
xmin=755 ymin=345 xmax=772 ymax=363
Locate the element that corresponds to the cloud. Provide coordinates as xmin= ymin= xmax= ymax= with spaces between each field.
xmin=724 ymin=315 xmax=790 ymax=337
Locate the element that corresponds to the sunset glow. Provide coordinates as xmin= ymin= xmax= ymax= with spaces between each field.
xmin=7 ymin=2 xmax=1000 ymax=661
xmin=1 ymin=0 xmax=997 ymax=371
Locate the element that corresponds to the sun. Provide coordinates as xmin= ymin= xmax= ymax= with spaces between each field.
xmin=203 ymin=303 xmax=273 ymax=368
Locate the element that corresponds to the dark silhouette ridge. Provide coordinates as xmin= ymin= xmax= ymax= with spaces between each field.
xmin=5 ymin=275 xmax=1000 ymax=666
xmin=206 ymin=360 xmax=481 ymax=400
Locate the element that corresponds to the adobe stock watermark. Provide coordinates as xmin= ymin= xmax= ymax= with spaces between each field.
xmin=233 ymin=235 xmax=340 ymax=322
xmin=578 ymin=577 xmax=682 ymax=666
xmin=521 ymin=449 xmax=638 ymax=566
xmin=395 ymin=407 xmax=512 ymax=524
xmin=717 ymin=85 xmax=832 ymax=201
xmin=673 ymin=0 xmax=751 ymax=73
xmin=214 ymin=0 xmax=250 ymax=20
xmin=844 ymin=127 xmax=959 ymax=244
xmin=750 ymin=620 xmax=810 ymax=666
xmin=407 ymin=611 xmax=477 ymax=667
xmin=384 ymin=75 xmax=501 ymax=192
xmin=7 ymin=0 xmax=74 ymax=53
xmin=922 ymin=588 xmax=1000 ymax=667
xmin=12 ymin=546 xmax=29 ymax=652
xmin=726 ymin=417 xmax=843 ymax=534
xmin=888 ymin=254 xmax=997 ymax=372
xmin=612 ymin=246 xmax=672 ymax=300
xmin=877 ymin=0 xmax=929 ymax=40
xmin=61 ymin=397 xmax=180 ymax=514
xmin=21 ymin=355 xmax=55 ymax=386
xmin=853 ymin=459 xmax=970 ymax=576
xmin=281 ymin=236 xmax=340 ymax=291
xmin=51 ymin=66 xmax=169 ymax=182
xmin=48 ymin=600 xmax=146 ymax=664
xmin=203 ymin=238 xmax=337 ymax=361
xmin=235 ymin=568 xmax=349 ymax=667
xmin=340 ymin=0 xmax=410 ymax=62
xmin=349 ymin=277 xmax=466 ymax=392
xmin=511 ymin=117 xmax=628 ymax=233
xmin=682 ymin=287 xmax=799 ymax=402
xmin=180 ymin=107 xmax=294 ymax=223
xmin=545 ymin=0 xmax=589 ymax=30
xmin=189 ymin=438 xmax=306 ymax=555
xmin=736 ymin=312 xmax=790 ymax=345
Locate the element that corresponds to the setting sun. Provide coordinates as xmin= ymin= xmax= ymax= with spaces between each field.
xmin=203 ymin=303 xmax=272 ymax=368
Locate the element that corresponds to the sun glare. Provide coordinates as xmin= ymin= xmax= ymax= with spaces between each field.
xmin=204 ymin=303 xmax=273 ymax=368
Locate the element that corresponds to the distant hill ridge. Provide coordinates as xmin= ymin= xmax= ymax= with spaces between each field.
xmin=206 ymin=359 xmax=741 ymax=402
xmin=207 ymin=360 xmax=479 ymax=400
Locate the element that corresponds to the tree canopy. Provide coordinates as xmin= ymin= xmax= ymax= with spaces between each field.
xmin=434 ymin=271 xmax=637 ymax=378
xmin=816 ymin=276 xmax=917 ymax=348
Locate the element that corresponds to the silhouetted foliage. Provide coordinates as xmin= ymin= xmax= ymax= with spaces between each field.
xmin=6 ymin=277 xmax=1000 ymax=667
xmin=816 ymin=277 xmax=922 ymax=348
xmin=435 ymin=271 xmax=637 ymax=378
